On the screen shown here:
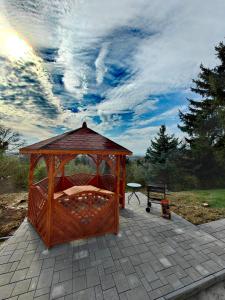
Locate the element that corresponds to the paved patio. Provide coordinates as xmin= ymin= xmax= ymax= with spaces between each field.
xmin=1 ymin=193 xmax=225 ymax=300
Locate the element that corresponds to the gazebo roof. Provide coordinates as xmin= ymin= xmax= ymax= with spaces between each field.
xmin=20 ymin=122 xmax=132 ymax=155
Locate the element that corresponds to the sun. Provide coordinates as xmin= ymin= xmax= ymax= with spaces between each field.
xmin=0 ymin=28 xmax=32 ymax=61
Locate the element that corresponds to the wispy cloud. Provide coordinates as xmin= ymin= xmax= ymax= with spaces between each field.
xmin=1 ymin=0 xmax=225 ymax=153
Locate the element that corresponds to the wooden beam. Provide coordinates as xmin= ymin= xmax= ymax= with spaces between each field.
xmin=20 ymin=148 xmax=132 ymax=156
xmin=96 ymin=155 xmax=101 ymax=186
xmin=121 ymin=155 xmax=126 ymax=209
xmin=115 ymin=155 xmax=120 ymax=234
xmin=46 ymin=155 xmax=55 ymax=247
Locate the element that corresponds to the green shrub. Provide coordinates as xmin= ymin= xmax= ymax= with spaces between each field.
xmin=33 ymin=162 xmax=47 ymax=182
xmin=64 ymin=161 xmax=95 ymax=176
xmin=11 ymin=162 xmax=29 ymax=189
xmin=0 ymin=154 xmax=29 ymax=189
xmin=0 ymin=155 xmax=18 ymax=178
xmin=126 ymin=161 xmax=148 ymax=186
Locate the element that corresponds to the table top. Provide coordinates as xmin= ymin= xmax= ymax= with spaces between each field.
xmin=127 ymin=183 xmax=142 ymax=188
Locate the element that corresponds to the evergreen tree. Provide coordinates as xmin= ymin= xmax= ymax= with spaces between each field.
xmin=179 ymin=42 xmax=225 ymax=186
xmin=145 ymin=125 xmax=181 ymax=185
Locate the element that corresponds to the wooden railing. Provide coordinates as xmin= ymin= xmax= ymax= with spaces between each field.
xmin=52 ymin=189 xmax=118 ymax=246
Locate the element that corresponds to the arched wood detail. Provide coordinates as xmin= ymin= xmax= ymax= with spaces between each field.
xmin=54 ymin=155 xmax=76 ymax=177
xmin=29 ymin=154 xmax=42 ymax=184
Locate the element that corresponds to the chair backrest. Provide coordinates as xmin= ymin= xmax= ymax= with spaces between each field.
xmin=147 ymin=183 xmax=167 ymax=200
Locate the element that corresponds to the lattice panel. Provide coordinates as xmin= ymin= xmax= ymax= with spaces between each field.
xmin=51 ymin=190 xmax=118 ymax=246
xmin=58 ymin=191 xmax=113 ymax=225
xmin=28 ymin=185 xmax=48 ymax=242
xmin=67 ymin=173 xmax=95 ymax=186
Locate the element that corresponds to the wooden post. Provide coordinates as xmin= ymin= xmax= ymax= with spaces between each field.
xmin=115 ymin=155 xmax=120 ymax=234
xmin=28 ymin=154 xmax=34 ymax=222
xmin=96 ymin=155 xmax=100 ymax=186
xmin=121 ymin=155 xmax=126 ymax=209
xmin=46 ymin=155 xmax=55 ymax=247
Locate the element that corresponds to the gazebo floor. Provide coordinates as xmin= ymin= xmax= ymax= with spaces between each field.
xmin=1 ymin=193 xmax=225 ymax=300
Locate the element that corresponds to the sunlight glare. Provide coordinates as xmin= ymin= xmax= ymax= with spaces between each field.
xmin=0 ymin=29 xmax=32 ymax=61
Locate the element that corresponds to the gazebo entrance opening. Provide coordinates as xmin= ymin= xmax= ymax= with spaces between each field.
xmin=20 ymin=123 xmax=132 ymax=247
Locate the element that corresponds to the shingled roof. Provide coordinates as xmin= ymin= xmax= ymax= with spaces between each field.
xmin=20 ymin=122 xmax=132 ymax=155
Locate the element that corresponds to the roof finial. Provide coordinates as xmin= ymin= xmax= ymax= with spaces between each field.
xmin=82 ymin=121 xmax=87 ymax=128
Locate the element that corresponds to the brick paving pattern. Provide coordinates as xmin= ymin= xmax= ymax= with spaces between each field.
xmin=0 ymin=193 xmax=225 ymax=299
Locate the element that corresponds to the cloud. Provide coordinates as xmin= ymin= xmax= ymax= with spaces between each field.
xmin=95 ymin=43 xmax=109 ymax=85
xmin=1 ymin=0 xmax=225 ymax=153
xmin=137 ymin=105 xmax=187 ymax=126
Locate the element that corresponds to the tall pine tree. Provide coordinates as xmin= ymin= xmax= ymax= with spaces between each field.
xmin=179 ymin=42 xmax=225 ymax=187
xmin=145 ymin=125 xmax=181 ymax=185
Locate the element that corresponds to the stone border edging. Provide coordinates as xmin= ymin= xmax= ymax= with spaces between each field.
xmin=164 ymin=267 xmax=225 ymax=300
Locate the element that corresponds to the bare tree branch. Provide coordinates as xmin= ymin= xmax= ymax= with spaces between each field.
xmin=0 ymin=124 xmax=25 ymax=152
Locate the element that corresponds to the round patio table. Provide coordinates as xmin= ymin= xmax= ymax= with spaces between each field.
xmin=127 ymin=182 xmax=142 ymax=205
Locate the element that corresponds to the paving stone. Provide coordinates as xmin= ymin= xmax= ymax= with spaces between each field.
xmin=95 ymin=248 xmax=111 ymax=260
xmin=141 ymin=277 xmax=152 ymax=292
xmin=125 ymin=286 xmax=150 ymax=300
xmin=2 ymin=194 xmax=225 ymax=300
xmin=180 ymin=276 xmax=193 ymax=286
xmin=42 ymin=258 xmax=55 ymax=269
xmin=100 ymin=273 xmax=115 ymax=290
xmin=51 ymin=283 xmax=66 ymax=299
xmin=0 ymin=254 xmax=11 ymax=265
xmin=119 ymin=292 xmax=128 ymax=300
xmin=11 ymin=269 xmax=28 ymax=283
xmin=9 ymin=262 xmax=20 ymax=273
xmin=73 ymin=287 xmax=96 ymax=300
xmin=120 ymin=258 xmax=135 ymax=275
xmin=95 ymin=285 xmax=103 ymax=300
xmin=112 ymin=271 xmax=130 ymax=293
xmin=11 ymin=279 xmax=31 ymax=296
xmin=0 ymin=262 xmax=13 ymax=275
xmin=0 ymin=282 xmax=15 ymax=300
xmin=140 ymin=264 xmax=158 ymax=283
xmin=158 ymin=257 xmax=172 ymax=268
xmin=167 ymin=274 xmax=183 ymax=289
xmin=86 ymin=267 xmax=100 ymax=287
xmin=18 ymin=291 xmax=35 ymax=300
xmin=35 ymin=294 xmax=50 ymax=300
xmin=59 ymin=267 xmax=73 ymax=282
xmin=73 ymin=275 xmax=87 ymax=292
xmin=9 ymin=250 xmax=25 ymax=263
xmin=34 ymin=287 xmax=51 ymax=297
xmin=110 ymin=247 xmax=123 ymax=260
xmin=29 ymin=276 xmax=39 ymax=291
xmin=37 ymin=268 xmax=54 ymax=289
xmin=0 ymin=271 xmax=13 ymax=286
xmin=26 ymin=260 xmax=43 ymax=278
xmin=129 ymin=254 xmax=142 ymax=266
xmin=195 ymin=264 xmax=210 ymax=276
xmin=103 ymin=287 xmax=119 ymax=300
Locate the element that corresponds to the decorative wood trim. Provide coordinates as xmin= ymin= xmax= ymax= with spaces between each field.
xmin=20 ymin=149 xmax=132 ymax=155
xmin=46 ymin=155 xmax=55 ymax=247
xmin=115 ymin=155 xmax=120 ymax=234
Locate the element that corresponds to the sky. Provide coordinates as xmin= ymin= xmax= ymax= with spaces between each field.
xmin=0 ymin=0 xmax=225 ymax=155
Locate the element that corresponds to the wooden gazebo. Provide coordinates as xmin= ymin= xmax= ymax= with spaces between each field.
xmin=20 ymin=122 xmax=132 ymax=247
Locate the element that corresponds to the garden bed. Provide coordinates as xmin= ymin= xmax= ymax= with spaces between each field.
xmin=169 ymin=190 xmax=225 ymax=225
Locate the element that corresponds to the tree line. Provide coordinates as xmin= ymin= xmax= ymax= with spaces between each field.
xmin=141 ymin=41 xmax=225 ymax=190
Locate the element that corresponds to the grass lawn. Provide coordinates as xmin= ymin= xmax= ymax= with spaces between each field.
xmin=168 ymin=189 xmax=225 ymax=225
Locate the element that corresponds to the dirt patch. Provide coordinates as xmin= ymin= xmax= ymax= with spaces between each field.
xmin=0 ymin=192 xmax=28 ymax=238
xmin=169 ymin=192 xmax=225 ymax=225
xmin=141 ymin=189 xmax=225 ymax=225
